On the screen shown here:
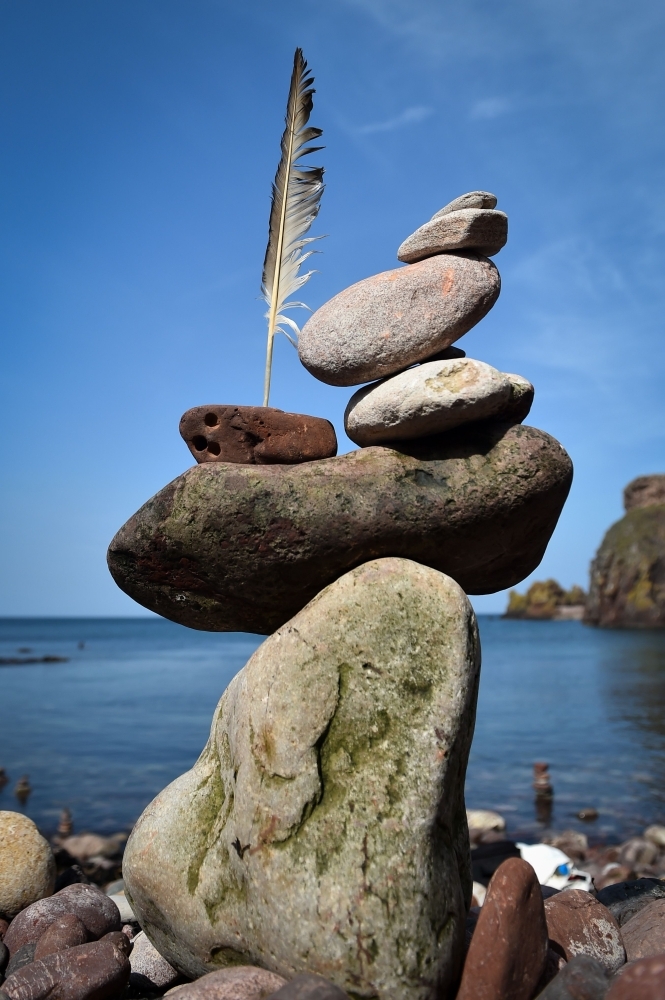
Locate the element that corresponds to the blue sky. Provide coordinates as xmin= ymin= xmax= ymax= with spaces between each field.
xmin=1 ymin=0 xmax=664 ymax=617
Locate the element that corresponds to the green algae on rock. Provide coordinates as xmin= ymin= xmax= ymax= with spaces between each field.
xmin=107 ymin=422 xmax=572 ymax=634
xmin=122 ymin=558 xmax=480 ymax=1000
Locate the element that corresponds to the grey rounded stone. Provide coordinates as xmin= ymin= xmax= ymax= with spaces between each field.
xmin=298 ymin=254 xmax=500 ymax=386
xmin=397 ymin=209 xmax=508 ymax=263
xmin=123 ymin=558 xmax=480 ymax=1000
xmin=0 ymin=812 xmax=55 ymax=920
xmin=130 ymin=931 xmax=180 ymax=990
xmin=432 ymin=192 xmax=497 ymax=218
xmin=344 ymin=358 xmax=512 ymax=446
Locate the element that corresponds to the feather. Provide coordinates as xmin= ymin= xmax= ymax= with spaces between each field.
xmin=261 ymin=48 xmax=325 ymax=406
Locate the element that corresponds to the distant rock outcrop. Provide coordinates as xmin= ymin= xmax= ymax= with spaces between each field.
xmin=585 ymin=475 xmax=665 ymax=628
xmin=504 ymin=579 xmax=586 ymax=620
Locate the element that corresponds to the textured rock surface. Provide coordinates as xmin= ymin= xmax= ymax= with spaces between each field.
xmin=432 ymin=192 xmax=497 ymax=217
xmin=605 ymin=954 xmax=665 ymax=999
xmin=123 ymin=559 xmax=480 ymax=1000
xmin=266 ymin=974 xmax=349 ymax=1000
xmin=129 ymin=931 xmax=180 ymax=990
xmin=397 ymin=210 xmax=508 ymax=263
xmin=4 ymin=884 xmax=120 ymax=954
xmin=34 ymin=915 xmax=88 ymax=960
xmin=1 ymin=940 xmax=129 ymax=1000
xmin=109 ymin=422 xmax=572 ymax=633
xmin=544 ymin=889 xmax=625 ymax=973
xmin=344 ymin=359 xmax=512 ymax=446
xmin=502 ymin=374 xmax=534 ymax=423
xmin=585 ymin=502 xmax=665 ymax=627
xmin=624 ymin=474 xmax=665 ymax=511
xmin=621 ymin=899 xmax=665 ymax=961
xmin=0 ymin=812 xmax=55 ymax=919
xmin=179 ymin=407 xmax=337 ymax=466
xmin=167 ymin=968 xmax=286 ymax=1000
xmin=596 ymin=878 xmax=665 ymax=927
xmin=456 ymin=858 xmax=549 ymax=1000
xmin=536 ymin=954 xmax=612 ymax=1000
xmin=298 ymin=254 xmax=500 ymax=386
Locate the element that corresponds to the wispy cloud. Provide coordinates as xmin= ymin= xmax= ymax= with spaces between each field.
xmin=352 ymin=105 xmax=434 ymax=134
xmin=470 ymin=97 xmax=512 ymax=120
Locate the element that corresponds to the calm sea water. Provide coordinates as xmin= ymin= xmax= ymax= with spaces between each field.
xmin=1 ymin=617 xmax=664 ymax=842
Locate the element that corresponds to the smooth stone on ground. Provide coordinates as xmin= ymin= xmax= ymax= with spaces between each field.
xmin=1 ymin=939 xmax=130 ymax=1000
xmin=536 ymin=954 xmax=612 ymax=1000
xmin=123 ymin=558 xmax=480 ymax=1000
xmin=108 ymin=421 xmax=572 ymax=634
xmin=129 ymin=931 xmax=180 ymax=991
xmin=544 ymin=889 xmax=625 ymax=973
xmin=298 ymin=253 xmax=500 ymax=387
xmin=34 ymin=915 xmax=88 ymax=960
xmin=266 ymin=974 xmax=350 ymax=1000
xmin=620 ymin=899 xmax=665 ymax=961
xmin=595 ymin=878 xmax=665 ymax=927
xmin=0 ymin=812 xmax=56 ymax=919
xmin=605 ymin=954 xmax=665 ymax=999
xmin=167 ymin=968 xmax=286 ymax=1000
xmin=397 ymin=209 xmax=508 ymax=263
xmin=4 ymin=884 xmax=121 ymax=954
xmin=432 ymin=192 xmax=498 ymax=217
xmin=179 ymin=407 xmax=337 ymax=466
xmin=344 ymin=359 xmax=512 ymax=446
xmin=456 ymin=857 xmax=549 ymax=1000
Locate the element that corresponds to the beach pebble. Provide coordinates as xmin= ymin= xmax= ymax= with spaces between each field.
xmin=266 ymin=974 xmax=350 ymax=1000
xmin=179 ymin=407 xmax=337 ymax=466
xmin=129 ymin=931 xmax=179 ymax=991
xmin=59 ymin=835 xmax=123 ymax=863
xmin=100 ymin=931 xmax=131 ymax=958
xmin=456 ymin=858 xmax=549 ymax=1000
xmin=167 ymin=967 xmax=286 ymax=1000
xmin=298 ymin=254 xmax=500 ymax=386
xmin=536 ymin=954 xmax=612 ymax=1000
xmin=105 ymin=893 xmax=134 ymax=924
xmin=4 ymin=884 xmax=120 ymax=954
xmin=605 ymin=954 xmax=665 ymax=999
xmin=466 ymin=809 xmax=506 ymax=838
xmin=34 ymin=915 xmax=87 ymax=960
xmin=644 ymin=824 xmax=665 ymax=848
xmin=596 ymin=877 xmax=665 ymax=926
xmin=544 ymin=889 xmax=625 ymax=973
xmin=621 ymin=898 xmax=665 ymax=961
xmin=343 ymin=359 xmax=512 ymax=446
xmin=1 ymin=939 xmax=129 ymax=1000
xmin=0 ymin=812 xmax=56 ymax=920
xmin=432 ymin=191 xmax=498 ymax=217
xmin=619 ymin=837 xmax=658 ymax=869
xmin=397 ymin=209 xmax=508 ymax=263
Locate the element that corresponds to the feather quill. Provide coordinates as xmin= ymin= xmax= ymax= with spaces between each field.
xmin=261 ymin=48 xmax=325 ymax=406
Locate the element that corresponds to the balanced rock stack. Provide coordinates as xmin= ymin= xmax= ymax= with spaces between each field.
xmin=106 ymin=192 xmax=574 ymax=1000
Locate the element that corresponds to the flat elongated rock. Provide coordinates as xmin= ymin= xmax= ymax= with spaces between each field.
xmin=298 ymin=254 xmax=500 ymax=386
xmin=397 ymin=209 xmax=508 ymax=263
xmin=433 ymin=192 xmax=498 ymax=218
xmin=123 ymin=559 xmax=479 ymax=1000
xmin=344 ymin=359 xmax=512 ymax=446
xmin=108 ymin=422 xmax=572 ymax=633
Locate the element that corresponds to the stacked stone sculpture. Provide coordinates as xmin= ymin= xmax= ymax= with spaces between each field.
xmin=109 ymin=192 xmax=574 ymax=1000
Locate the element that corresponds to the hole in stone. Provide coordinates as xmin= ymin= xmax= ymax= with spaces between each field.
xmin=204 ymin=412 xmax=219 ymax=427
xmin=207 ymin=441 xmax=221 ymax=456
xmin=192 ymin=436 xmax=207 ymax=451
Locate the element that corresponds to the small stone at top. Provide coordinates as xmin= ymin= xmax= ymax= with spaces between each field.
xmin=433 ymin=191 xmax=498 ymax=218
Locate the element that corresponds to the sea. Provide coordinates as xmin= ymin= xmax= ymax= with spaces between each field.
xmin=1 ymin=616 xmax=664 ymax=844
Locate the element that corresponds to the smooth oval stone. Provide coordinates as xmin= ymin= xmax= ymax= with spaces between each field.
xmin=544 ymin=890 xmax=625 ymax=973
xmin=344 ymin=359 xmax=512 ymax=446
xmin=122 ymin=558 xmax=479 ymax=998
xmin=298 ymin=254 xmax=500 ymax=386
xmin=107 ymin=422 xmax=572 ymax=634
xmin=179 ymin=406 xmax=337 ymax=466
xmin=397 ymin=209 xmax=508 ymax=263
xmin=0 ymin=812 xmax=55 ymax=920
xmin=432 ymin=191 xmax=498 ymax=218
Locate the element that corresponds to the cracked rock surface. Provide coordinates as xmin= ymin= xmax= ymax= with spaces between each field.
xmin=123 ymin=558 xmax=480 ymax=1000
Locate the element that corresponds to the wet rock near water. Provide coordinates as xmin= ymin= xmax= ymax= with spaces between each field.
xmin=123 ymin=558 xmax=480 ymax=999
xmin=179 ymin=407 xmax=337 ymax=467
xmin=108 ymin=421 xmax=572 ymax=633
xmin=397 ymin=208 xmax=508 ymax=262
xmin=0 ymin=814 xmax=55 ymax=920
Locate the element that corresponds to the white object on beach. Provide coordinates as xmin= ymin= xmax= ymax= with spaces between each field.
xmin=517 ymin=842 xmax=594 ymax=892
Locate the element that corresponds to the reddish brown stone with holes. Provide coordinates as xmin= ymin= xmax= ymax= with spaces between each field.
xmin=544 ymin=888 xmax=625 ymax=973
xmin=179 ymin=406 xmax=337 ymax=465
xmin=606 ymin=954 xmax=665 ymax=999
xmin=456 ymin=857 xmax=548 ymax=1000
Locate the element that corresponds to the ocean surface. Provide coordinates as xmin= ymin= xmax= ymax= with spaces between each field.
xmin=1 ymin=616 xmax=664 ymax=843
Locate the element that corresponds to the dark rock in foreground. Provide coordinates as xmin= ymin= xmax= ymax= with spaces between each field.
xmin=108 ymin=421 xmax=572 ymax=633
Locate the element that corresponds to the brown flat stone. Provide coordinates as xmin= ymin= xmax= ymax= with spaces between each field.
xmin=456 ymin=857 xmax=548 ymax=1000
xmin=606 ymin=954 xmax=665 ymax=999
xmin=179 ymin=406 xmax=337 ymax=466
xmin=544 ymin=889 xmax=625 ymax=973
xmin=621 ymin=898 xmax=665 ymax=961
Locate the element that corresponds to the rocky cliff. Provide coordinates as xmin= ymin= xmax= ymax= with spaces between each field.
xmin=585 ymin=475 xmax=665 ymax=628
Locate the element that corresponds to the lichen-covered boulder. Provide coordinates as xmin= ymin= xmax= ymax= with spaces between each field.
xmin=123 ymin=558 xmax=480 ymax=1000
xmin=108 ymin=422 xmax=572 ymax=634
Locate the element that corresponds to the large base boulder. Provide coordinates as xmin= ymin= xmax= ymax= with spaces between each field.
xmin=108 ymin=421 xmax=572 ymax=634
xmin=123 ymin=558 xmax=480 ymax=1000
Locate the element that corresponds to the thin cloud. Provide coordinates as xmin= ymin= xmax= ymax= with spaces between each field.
xmin=353 ymin=105 xmax=434 ymax=134
xmin=470 ymin=97 xmax=512 ymax=120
